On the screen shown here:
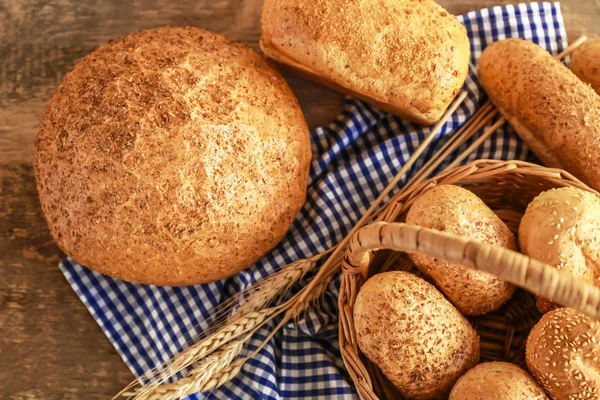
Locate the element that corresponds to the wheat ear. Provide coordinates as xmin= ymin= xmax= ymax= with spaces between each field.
xmin=115 ymin=257 xmax=321 ymax=399
xmin=149 ymin=264 xmax=337 ymax=399
xmin=229 ymin=257 xmax=318 ymax=320
xmin=145 ymin=340 xmax=245 ymax=400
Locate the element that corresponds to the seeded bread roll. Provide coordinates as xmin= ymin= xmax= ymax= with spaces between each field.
xmin=354 ymin=271 xmax=480 ymax=399
xmin=35 ymin=27 xmax=311 ymax=286
xmin=519 ymin=187 xmax=600 ymax=313
xmin=526 ymin=308 xmax=600 ymax=400
xmin=570 ymin=40 xmax=600 ymax=94
xmin=479 ymin=39 xmax=600 ymax=191
xmin=406 ymin=185 xmax=517 ymax=315
xmin=449 ymin=362 xmax=548 ymax=400
xmin=260 ymin=0 xmax=470 ymax=125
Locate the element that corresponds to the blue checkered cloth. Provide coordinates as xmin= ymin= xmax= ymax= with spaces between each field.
xmin=61 ymin=3 xmax=567 ymax=399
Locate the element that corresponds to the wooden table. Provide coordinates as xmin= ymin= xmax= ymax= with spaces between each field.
xmin=1 ymin=1 xmax=598 ymax=398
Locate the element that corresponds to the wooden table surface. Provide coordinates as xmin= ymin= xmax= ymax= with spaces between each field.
xmin=1 ymin=0 xmax=599 ymax=398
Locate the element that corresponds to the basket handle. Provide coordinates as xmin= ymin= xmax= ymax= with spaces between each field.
xmin=342 ymin=221 xmax=600 ymax=320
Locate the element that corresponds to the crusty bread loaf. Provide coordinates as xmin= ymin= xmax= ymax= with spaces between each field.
xmin=479 ymin=39 xmax=600 ymax=191
xmin=519 ymin=187 xmax=600 ymax=313
xmin=260 ymin=0 xmax=470 ymax=125
xmin=526 ymin=308 xmax=600 ymax=400
xmin=449 ymin=362 xmax=548 ymax=400
xmin=406 ymin=185 xmax=517 ymax=315
xmin=35 ymin=27 xmax=311 ymax=286
xmin=354 ymin=271 xmax=480 ymax=399
xmin=571 ymin=40 xmax=600 ymax=94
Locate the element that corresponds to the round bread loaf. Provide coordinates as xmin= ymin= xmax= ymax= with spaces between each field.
xmin=34 ymin=27 xmax=311 ymax=286
xmin=354 ymin=271 xmax=480 ymax=399
xmin=406 ymin=185 xmax=517 ymax=315
xmin=519 ymin=187 xmax=600 ymax=313
xmin=571 ymin=40 xmax=600 ymax=94
xmin=526 ymin=308 xmax=600 ymax=400
xmin=449 ymin=362 xmax=548 ymax=400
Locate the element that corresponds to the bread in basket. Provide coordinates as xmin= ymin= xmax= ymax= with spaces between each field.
xmin=338 ymin=159 xmax=600 ymax=399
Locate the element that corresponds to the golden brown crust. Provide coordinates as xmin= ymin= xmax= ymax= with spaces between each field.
xmin=34 ymin=27 xmax=311 ymax=286
xmin=449 ymin=362 xmax=548 ymax=400
xmin=406 ymin=185 xmax=517 ymax=315
xmin=526 ymin=308 xmax=600 ymax=400
xmin=260 ymin=0 xmax=470 ymax=125
xmin=519 ymin=187 xmax=600 ymax=313
xmin=571 ymin=40 xmax=600 ymax=95
xmin=354 ymin=271 xmax=480 ymax=399
xmin=479 ymin=39 xmax=600 ymax=191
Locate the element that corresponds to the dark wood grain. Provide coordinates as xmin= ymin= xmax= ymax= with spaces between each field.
xmin=0 ymin=165 xmax=132 ymax=399
xmin=1 ymin=0 xmax=599 ymax=398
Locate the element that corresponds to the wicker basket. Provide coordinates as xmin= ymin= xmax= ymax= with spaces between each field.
xmin=338 ymin=159 xmax=600 ymax=400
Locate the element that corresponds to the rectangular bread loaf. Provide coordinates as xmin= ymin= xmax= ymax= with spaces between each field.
xmin=260 ymin=0 xmax=470 ymax=125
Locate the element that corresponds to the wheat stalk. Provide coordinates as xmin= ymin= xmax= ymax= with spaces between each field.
xmin=115 ymin=309 xmax=276 ymax=399
xmin=201 ymin=256 xmax=322 ymax=330
xmin=116 ymin=257 xmax=321 ymax=399
xmin=187 ymin=356 xmax=248 ymax=395
xmin=229 ymin=257 xmax=318 ymax=321
xmin=147 ymin=264 xmax=339 ymax=399
xmin=145 ymin=340 xmax=245 ymax=400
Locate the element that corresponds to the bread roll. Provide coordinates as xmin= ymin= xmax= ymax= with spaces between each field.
xmin=479 ymin=39 xmax=600 ymax=191
xmin=354 ymin=271 xmax=480 ymax=399
xmin=526 ymin=308 xmax=600 ymax=400
xmin=35 ymin=27 xmax=311 ymax=286
xmin=519 ymin=187 xmax=600 ymax=313
xmin=571 ymin=40 xmax=600 ymax=94
xmin=449 ymin=362 xmax=548 ymax=400
xmin=406 ymin=185 xmax=517 ymax=315
xmin=260 ymin=0 xmax=470 ymax=125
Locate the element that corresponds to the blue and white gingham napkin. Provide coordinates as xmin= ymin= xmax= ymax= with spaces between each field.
xmin=61 ymin=3 xmax=567 ymax=398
